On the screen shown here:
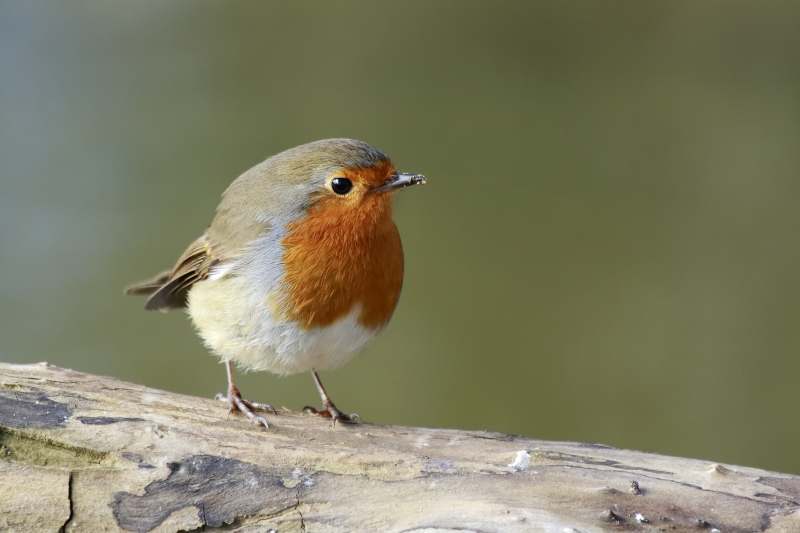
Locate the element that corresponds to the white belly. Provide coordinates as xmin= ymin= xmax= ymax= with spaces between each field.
xmin=187 ymin=276 xmax=381 ymax=375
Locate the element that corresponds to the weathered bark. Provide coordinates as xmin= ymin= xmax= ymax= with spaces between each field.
xmin=0 ymin=362 xmax=798 ymax=533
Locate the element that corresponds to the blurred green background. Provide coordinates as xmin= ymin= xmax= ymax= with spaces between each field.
xmin=2 ymin=1 xmax=799 ymax=475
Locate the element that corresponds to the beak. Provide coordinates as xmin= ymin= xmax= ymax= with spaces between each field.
xmin=376 ymin=173 xmax=427 ymax=193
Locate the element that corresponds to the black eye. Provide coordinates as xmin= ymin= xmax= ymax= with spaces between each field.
xmin=330 ymin=177 xmax=353 ymax=195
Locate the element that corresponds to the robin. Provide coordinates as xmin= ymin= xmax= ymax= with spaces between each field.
xmin=126 ymin=139 xmax=425 ymax=427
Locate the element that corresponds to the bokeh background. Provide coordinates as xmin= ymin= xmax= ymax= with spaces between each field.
xmin=2 ymin=1 xmax=799 ymax=474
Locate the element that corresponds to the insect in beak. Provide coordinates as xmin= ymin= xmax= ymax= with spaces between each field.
xmin=376 ymin=173 xmax=427 ymax=193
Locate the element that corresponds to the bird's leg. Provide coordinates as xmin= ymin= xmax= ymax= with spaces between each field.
xmin=215 ymin=361 xmax=276 ymax=429
xmin=303 ymin=371 xmax=360 ymax=425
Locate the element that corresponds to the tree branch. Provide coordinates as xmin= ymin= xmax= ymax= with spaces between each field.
xmin=1 ymin=362 xmax=799 ymax=532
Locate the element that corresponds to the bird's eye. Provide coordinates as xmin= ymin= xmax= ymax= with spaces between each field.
xmin=330 ymin=177 xmax=353 ymax=195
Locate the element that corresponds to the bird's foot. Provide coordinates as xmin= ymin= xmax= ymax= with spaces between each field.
xmin=303 ymin=402 xmax=360 ymax=426
xmin=215 ymin=388 xmax=276 ymax=429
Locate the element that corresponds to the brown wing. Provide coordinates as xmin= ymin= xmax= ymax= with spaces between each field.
xmin=125 ymin=169 xmax=274 ymax=311
xmin=124 ymin=235 xmax=223 ymax=311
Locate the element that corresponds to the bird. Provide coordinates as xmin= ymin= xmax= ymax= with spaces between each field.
xmin=125 ymin=139 xmax=425 ymax=427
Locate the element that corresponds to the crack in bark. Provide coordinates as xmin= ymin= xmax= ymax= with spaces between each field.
xmin=556 ymin=462 xmax=797 ymax=510
xmin=297 ymin=490 xmax=306 ymax=532
xmin=58 ymin=471 xmax=74 ymax=533
xmin=541 ymin=451 xmax=673 ymax=475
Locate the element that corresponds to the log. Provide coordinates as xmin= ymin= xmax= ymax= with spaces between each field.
xmin=0 ymin=362 xmax=798 ymax=533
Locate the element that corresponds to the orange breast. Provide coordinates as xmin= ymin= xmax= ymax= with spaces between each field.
xmin=279 ymin=176 xmax=404 ymax=330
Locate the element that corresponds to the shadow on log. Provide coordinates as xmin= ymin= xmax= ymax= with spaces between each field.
xmin=1 ymin=362 xmax=799 ymax=532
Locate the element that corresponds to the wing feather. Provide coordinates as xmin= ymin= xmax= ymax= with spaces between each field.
xmin=124 ymin=235 xmax=223 ymax=311
xmin=125 ymin=188 xmax=273 ymax=311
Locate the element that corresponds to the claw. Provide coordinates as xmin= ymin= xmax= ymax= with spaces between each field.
xmin=303 ymin=405 xmax=360 ymax=426
xmin=218 ymin=362 xmax=276 ymax=429
xmin=217 ymin=388 xmax=276 ymax=429
xmin=305 ymin=371 xmax=361 ymax=426
xmin=241 ymin=399 xmax=277 ymax=416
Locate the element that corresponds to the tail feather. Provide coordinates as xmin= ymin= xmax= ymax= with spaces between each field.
xmin=124 ymin=270 xmax=172 ymax=296
xmin=125 ymin=270 xmax=192 ymax=310
xmin=124 ymin=234 xmax=215 ymax=311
